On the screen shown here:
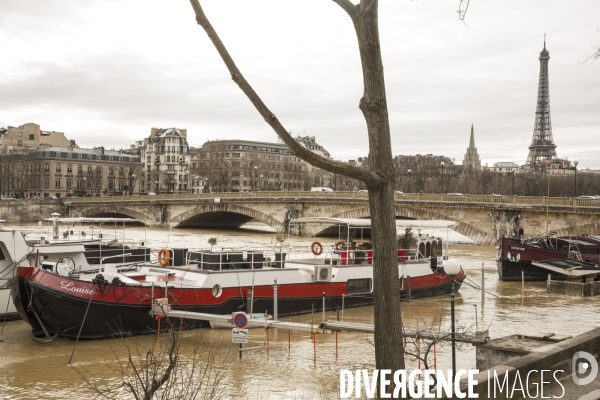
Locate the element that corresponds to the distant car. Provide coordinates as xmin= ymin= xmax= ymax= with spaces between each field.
xmin=491 ymin=193 xmax=503 ymax=197
xmin=44 ymin=196 xmax=58 ymax=199
xmin=446 ymin=193 xmax=464 ymax=196
xmin=2 ymin=197 xmax=15 ymax=201
xmin=146 ymin=192 xmax=157 ymax=196
xmin=577 ymin=195 xmax=600 ymax=199
xmin=311 ymin=187 xmax=334 ymax=192
xmin=358 ymin=190 xmax=368 ymax=194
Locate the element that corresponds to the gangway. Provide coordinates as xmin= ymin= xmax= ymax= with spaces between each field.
xmin=149 ymin=308 xmax=489 ymax=345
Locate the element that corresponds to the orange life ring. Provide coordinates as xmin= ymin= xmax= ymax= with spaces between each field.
xmin=158 ymin=248 xmax=171 ymax=266
xmin=310 ymin=241 xmax=323 ymax=256
xmin=335 ymin=241 xmax=344 ymax=250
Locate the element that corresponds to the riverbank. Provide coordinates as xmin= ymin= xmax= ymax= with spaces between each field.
xmin=0 ymin=198 xmax=63 ymax=222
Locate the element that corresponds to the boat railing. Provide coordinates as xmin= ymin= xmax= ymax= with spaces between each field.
xmin=184 ymin=248 xmax=288 ymax=271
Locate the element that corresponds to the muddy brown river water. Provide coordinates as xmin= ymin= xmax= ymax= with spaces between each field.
xmin=0 ymin=223 xmax=598 ymax=399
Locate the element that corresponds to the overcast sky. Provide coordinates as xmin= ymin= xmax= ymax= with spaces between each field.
xmin=1 ymin=1 xmax=599 ymax=168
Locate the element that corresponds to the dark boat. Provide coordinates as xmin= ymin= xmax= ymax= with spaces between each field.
xmin=496 ymin=235 xmax=600 ymax=281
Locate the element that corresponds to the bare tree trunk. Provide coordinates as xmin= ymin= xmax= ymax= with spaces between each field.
xmin=347 ymin=0 xmax=406 ymax=375
xmin=189 ymin=0 xmax=405 ymax=383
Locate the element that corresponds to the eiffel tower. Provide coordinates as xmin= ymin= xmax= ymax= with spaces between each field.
xmin=526 ymin=36 xmax=558 ymax=166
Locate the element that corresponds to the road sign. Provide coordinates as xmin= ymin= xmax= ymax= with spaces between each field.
xmin=232 ymin=312 xmax=248 ymax=329
xmin=232 ymin=328 xmax=248 ymax=343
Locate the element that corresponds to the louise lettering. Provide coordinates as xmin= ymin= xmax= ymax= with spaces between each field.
xmin=60 ymin=281 xmax=94 ymax=295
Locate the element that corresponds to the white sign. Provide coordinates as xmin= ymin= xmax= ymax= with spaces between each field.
xmin=232 ymin=328 xmax=248 ymax=343
xmin=214 ymin=197 xmax=221 ymax=204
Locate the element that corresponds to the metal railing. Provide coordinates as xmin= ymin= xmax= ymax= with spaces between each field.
xmin=64 ymin=191 xmax=600 ymax=209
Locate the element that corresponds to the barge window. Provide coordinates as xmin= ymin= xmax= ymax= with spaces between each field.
xmin=0 ymin=247 xmax=5 ymax=260
xmin=347 ymin=278 xmax=372 ymax=294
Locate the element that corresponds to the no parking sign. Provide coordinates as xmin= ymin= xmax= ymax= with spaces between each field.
xmin=232 ymin=312 xmax=248 ymax=329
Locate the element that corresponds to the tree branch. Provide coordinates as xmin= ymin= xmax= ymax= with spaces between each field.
xmin=189 ymin=0 xmax=382 ymax=185
xmin=330 ymin=0 xmax=357 ymax=18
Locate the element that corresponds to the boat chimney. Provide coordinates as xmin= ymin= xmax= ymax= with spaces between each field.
xmin=51 ymin=212 xmax=60 ymax=239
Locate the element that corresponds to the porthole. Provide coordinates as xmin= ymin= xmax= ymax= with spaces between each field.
xmin=212 ymin=284 xmax=222 ymax=298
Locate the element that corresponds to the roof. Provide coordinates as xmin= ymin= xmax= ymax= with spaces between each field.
xmin=288 ymin=217 xmax=458 ymax=229
xmin=532 ymin=259 xmax=600 ymax=277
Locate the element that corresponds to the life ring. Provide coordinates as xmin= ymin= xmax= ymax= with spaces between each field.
xmin=310 ymin=241 xmax=323 ymax=256
xmin=158 ymin=248 xmax=171 ymax=266
xmin=335 ymin=241 xmax=344 ymax=250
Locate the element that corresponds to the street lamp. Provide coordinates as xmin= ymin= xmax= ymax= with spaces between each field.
xmin=254 ymin=165 xmax=258 ymax=191
xmin=574 ymin=160 xmax=579 ymax=197
xmin=259 ymin=174 xmax=263 ymax=191
xmin=444 ymin=258 xmax=462 ymax=378
xmin=83 ymin=177 xmax=87 ymax=197
xmin=440 ymin=161 xmax=445 ymax=194
xmin=407 ymin=169 xmax=411 ymax=193
xmin=155 ymin=180 xmax=159 ymax=194
xmin=131 ymin=174 xmax=135 ymax=196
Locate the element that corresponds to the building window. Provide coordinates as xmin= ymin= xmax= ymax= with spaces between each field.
xmin=18 ymin=132 xmax=22 ymax=137
xmin=18 ymin=140 xmax=22 ymax=146
xmin=55 ymin=178 xmax=61 ymax=188
xmin=67 ymin=164 xmax=72 ymax=173
xmin=97 ymin=166 xmax=101 ymax=173
xmin=56 ymin=164 xmax=61 ymax=172
xmin=77 ymin=179 xmax=82 ymax=188
xmin=29 ymin=134 xmax=35 ymax=140
xmin=78 ymin=165 xmax=83 ymax=173
xmin=87 ymin=181 xmax=92 ymax=189
xmin=87 ymin=166 xmax=92 ymax=173
xmin=44 ymin=164 xmax=49 ymax=172
xmin=119 ymin=167 xmax=124 ymax=175
xmin=44 ymin=178 xmax=49 ymax=188
xmin=67 ymin=178 xmax=72 ymax=188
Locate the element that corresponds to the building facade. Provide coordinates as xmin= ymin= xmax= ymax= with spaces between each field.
xmin=137 ymin=128 xmax=191 ymax=193
xmin=0 ymin=145 xmax=142 ymax=198
xmin=191 ymin=136 xmax=331 ymax=192
xmin=0 ymin=123 xmax=75 ymax=154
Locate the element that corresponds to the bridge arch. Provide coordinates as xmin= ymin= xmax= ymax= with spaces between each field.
xmin=331 ymin=206 xmax=494 ymax=245
xmin=77 ymin=206 xmax=153 ymax=223
xmin=170 ymin=204 xmax=284 ymax=232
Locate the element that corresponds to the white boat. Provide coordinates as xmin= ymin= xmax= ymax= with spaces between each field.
xmin=0 ymin=217 xmax=151 ymax=321
xmin=9 ymin=218 xmax=468 ymax=339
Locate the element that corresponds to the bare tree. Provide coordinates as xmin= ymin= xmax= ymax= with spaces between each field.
xmin=74 ymin=326 xmax=235 ymax=399
xmin=582 ymin=28 xmax=600 ymax=64
xmin=188 ymin=0 xmax=406 ymax=379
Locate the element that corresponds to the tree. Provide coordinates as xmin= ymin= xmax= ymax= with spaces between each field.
xmin=74 ymin=321 xmax=235 ymax=399
xmin=188 ymin=0 xmax=406 ymax=382
xmin=582 ymin=28 xmax=600 ymax=64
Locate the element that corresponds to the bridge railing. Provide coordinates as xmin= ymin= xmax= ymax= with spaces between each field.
xmin=66 ymin=192 xmax=600 ymax=209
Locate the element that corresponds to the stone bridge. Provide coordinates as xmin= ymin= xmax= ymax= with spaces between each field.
xmin=63 ymin=192 xmax=600 ymax=245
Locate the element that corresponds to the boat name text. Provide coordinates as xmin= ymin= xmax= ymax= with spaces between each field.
xmin=510 ymin=246 xmax=526 ymax=251
xmin=59 ymin=281 xmax=95 ymax=295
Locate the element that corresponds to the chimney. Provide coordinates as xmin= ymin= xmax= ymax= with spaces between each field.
xmin=70 ymin=139 xmax=76 ymax=147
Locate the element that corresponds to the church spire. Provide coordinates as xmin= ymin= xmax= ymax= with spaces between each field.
xmin=462 ymin=124 xmax=481 ymax=171
xmin=469 ymin=123 xmax=475 ymax=149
